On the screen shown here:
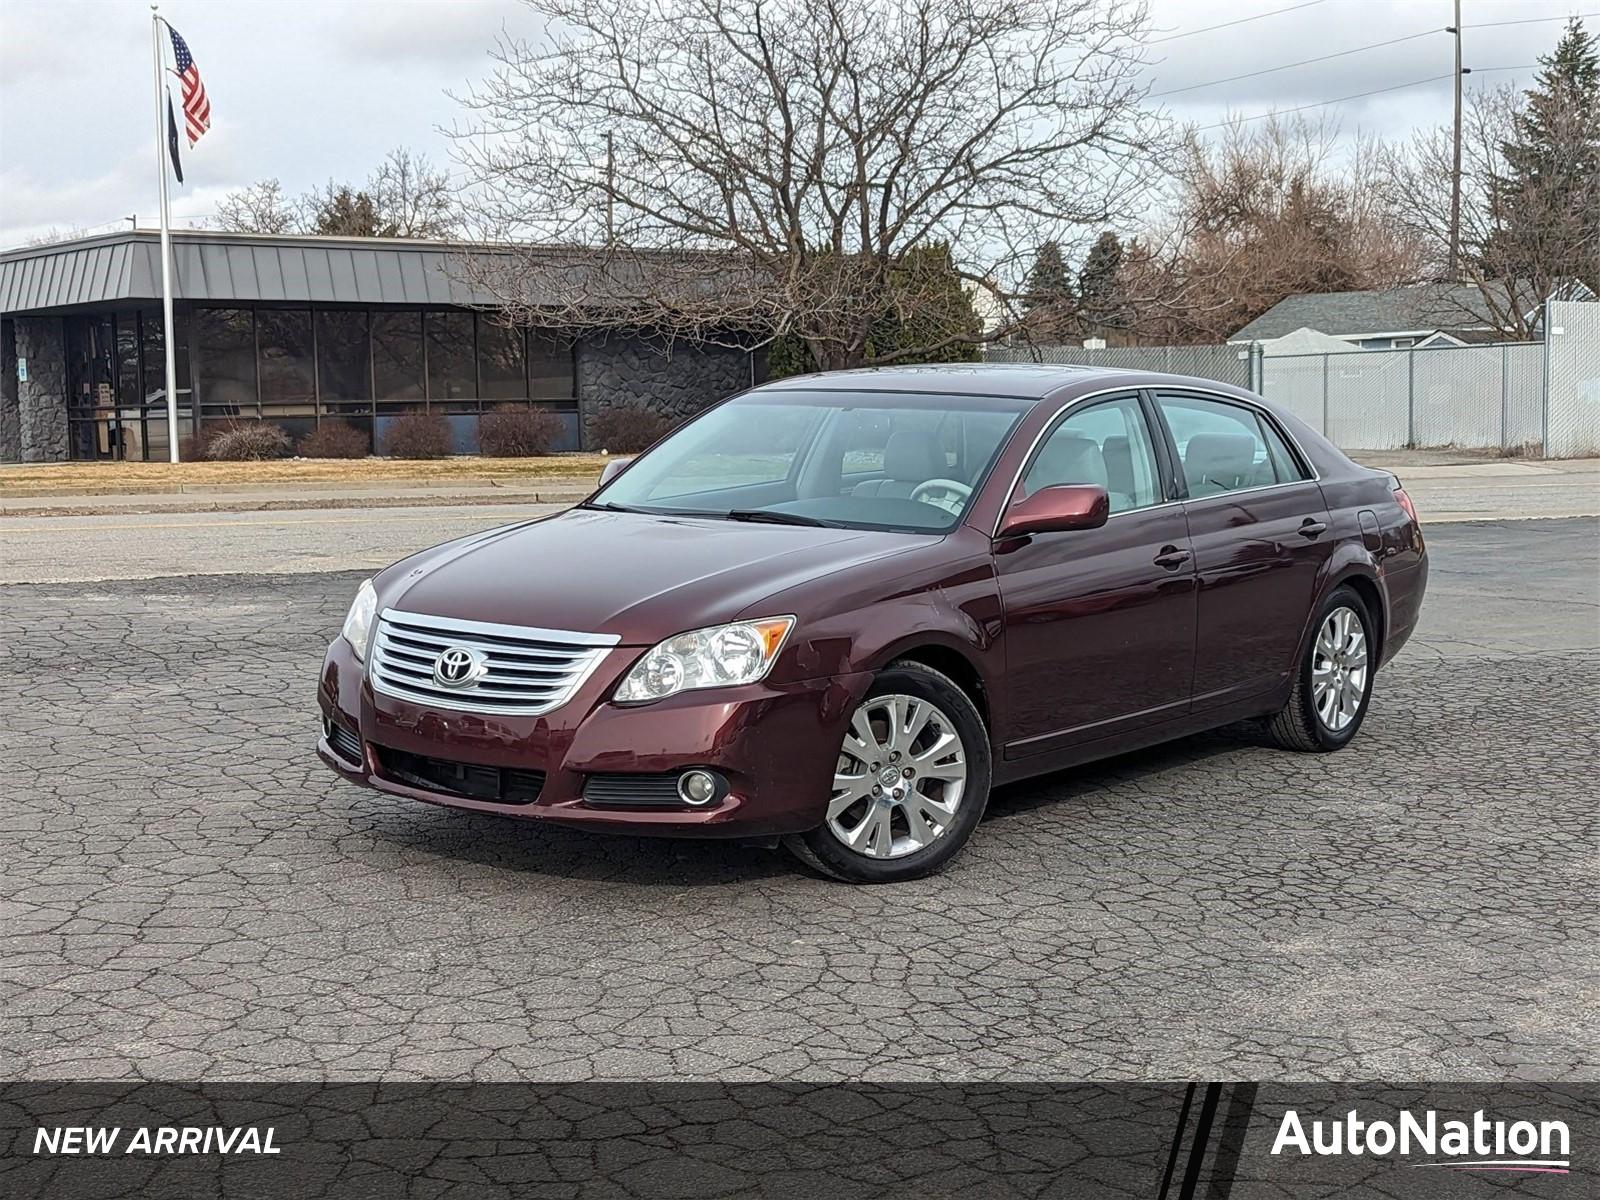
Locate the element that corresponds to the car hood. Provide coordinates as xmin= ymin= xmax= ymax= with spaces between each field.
xmin=381 ymin=507 xmax=929 ymax=644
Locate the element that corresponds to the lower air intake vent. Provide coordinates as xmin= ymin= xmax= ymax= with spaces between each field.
xmin=375 ymin=745 xmax=544 ymax=805
xmin=326 ymin=721 xmax=364 ymax=765
xmin=582 ymin=773 xmax=694 ymax=809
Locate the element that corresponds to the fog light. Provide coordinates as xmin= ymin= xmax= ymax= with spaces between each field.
xmin=678 ymin=769 xmax=720 ymax=806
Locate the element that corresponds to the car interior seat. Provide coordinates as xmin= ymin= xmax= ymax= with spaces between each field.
xmin=851 ymin=430 xmax=948 ymax=499
xmin=1183 ymin=432 xmax=1259 ymax=495
xmin=1026 ymin=434 xmax=1131 ymax=509
xmin=1101 ymin=435 xmax=1135 ymax=501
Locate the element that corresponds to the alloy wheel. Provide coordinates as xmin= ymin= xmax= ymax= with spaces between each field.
xmin=827 ymin=693 xmax=969 ymax=859
xmin=1311 ymin=605 xmax=1369 ymax=732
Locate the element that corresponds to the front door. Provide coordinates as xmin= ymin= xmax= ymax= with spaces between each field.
xmin=65 ymin=315 xmax=121 ymax=460
xmin=1152 ymin=390 xmax=1334 ymax=709
xmin=995 ymin=394 xmax=1197 ymax=757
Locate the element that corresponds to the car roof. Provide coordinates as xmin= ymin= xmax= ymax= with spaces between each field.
xmin=756 ymin=363 xmax=1121 ymax=400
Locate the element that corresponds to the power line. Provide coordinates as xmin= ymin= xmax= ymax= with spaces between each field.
xmin=1147 ymin=0 xmax=1328 ymax=45
xmin=1191 ymin=64 xmax=1539 ymax=133
xmin=1151 ymin=29 xmax=1444 ymax=99
xmin=1467 ymin=11 xmax=1597 ymax=30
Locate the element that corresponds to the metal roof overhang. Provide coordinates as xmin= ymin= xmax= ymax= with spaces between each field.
xmin=0 ymin=230 xmax=509 ymax=316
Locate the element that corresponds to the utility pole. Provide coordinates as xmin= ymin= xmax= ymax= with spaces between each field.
xmin=1447 ymin=0 xmax=1463 ymax=279
xmin=601 ymin=131 xmax=614 ymax=246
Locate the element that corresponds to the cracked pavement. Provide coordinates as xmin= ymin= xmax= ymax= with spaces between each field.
xmin=1 ymin=517 xmax=1595 ymax=1082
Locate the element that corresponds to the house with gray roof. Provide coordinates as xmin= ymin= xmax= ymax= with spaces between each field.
xmin=1228 ymin=282 xmax=1555 ymax=351
xmin=0 ymin=229 xmax=760 ymax=463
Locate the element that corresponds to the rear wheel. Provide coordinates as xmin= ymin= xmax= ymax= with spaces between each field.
xmin=785 ymin=661 xmax=991 ymax=883
xmin=1265 ymin=586 xmax=1375 ymax=751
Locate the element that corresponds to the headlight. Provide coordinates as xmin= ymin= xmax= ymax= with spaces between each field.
xmin=341 ymin=579 xmax=378 ymax=661
xmin=614 ymin=616 xmax=795 ymax=703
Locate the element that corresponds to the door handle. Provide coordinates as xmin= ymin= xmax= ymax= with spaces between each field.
xmin=1153 ymin=545 xmax=1192 ymax=570
xmin=1297 ymin=519 xmax=1328 ymax=539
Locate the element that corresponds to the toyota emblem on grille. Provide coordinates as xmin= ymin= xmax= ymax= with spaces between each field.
xmin=432 ymin=646 xmax=485 ymax=688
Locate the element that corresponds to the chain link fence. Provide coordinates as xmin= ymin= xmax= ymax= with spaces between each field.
xmin=1546 ymin=299 xmax=1600 ymax=458
xmin=987 ymin=301 xmax=1598 ymax=457
xmin=1261 ymin=342 xmax=1546 ymax=452
xmin=984 ymin=342 xmax=1248 ymax=388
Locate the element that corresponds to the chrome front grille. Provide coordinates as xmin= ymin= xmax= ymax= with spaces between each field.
xmin=369 ymin=608 xmax=618 ymax=717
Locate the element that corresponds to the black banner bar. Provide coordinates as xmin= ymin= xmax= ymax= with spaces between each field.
xmin=1 ymin=1083 xmax=1592 ymax=1198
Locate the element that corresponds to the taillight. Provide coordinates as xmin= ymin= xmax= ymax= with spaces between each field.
xmin=1392 ymin=479 xmax=1418 ymax=524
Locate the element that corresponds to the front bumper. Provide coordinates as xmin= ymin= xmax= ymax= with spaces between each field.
xmin=316 ymin=636 xmax=871 ymax=837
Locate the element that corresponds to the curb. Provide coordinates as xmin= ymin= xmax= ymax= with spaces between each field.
xmin=0 ymin=490 xmax=589 ymax=519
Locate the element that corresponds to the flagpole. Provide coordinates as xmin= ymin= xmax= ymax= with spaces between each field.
xmin=151 ymin=4 xmax=180 ymax=462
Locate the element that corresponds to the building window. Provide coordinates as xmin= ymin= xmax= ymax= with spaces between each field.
xmin=194 ymin=307 xmax=258 ymax=420
xmin=426 ymin=310 xmax=476 ymax=405
xmin=116 ymin=314 xmax=140 ymax=408
xmin=257 ymin=309 xmax=315 ymax=409
xmin=529 ymin=332 xmax=576 ymax=407
xmin=372 ymin=310 xmax=423 ymax=404
xmin=478 ymin=317 xmax=526 ymax=400
xmin=315 ymin=310 xmax=371 ymax=407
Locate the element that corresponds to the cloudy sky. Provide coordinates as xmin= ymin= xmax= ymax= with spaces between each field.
xmin=0 ymin=0 xmax=1590 ymax=247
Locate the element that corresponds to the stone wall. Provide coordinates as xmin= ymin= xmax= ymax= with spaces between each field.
xmin=1 ymin=320 xmax=19 ymax=464
xmin=12 ymin=316 xmax=68 ymax=463
xmin=576 ymin=333 xmax=756 ymax=448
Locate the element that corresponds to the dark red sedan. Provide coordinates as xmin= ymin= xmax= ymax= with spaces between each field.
xmin=318 ymin=366 xmax=1427 ymax=883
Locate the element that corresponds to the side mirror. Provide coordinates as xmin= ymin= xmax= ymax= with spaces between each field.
xmin=597 ymin=456 xmax=634 ymax=487
xmin=997 ymin=484 xmax=1110 ymax=538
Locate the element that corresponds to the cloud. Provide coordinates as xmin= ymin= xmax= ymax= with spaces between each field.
xmin=0 ymin=0 xmax=1581 ymax=247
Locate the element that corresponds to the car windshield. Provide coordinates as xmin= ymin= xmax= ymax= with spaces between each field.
xmin=589 ymin=389 xmax=1029 ymax=532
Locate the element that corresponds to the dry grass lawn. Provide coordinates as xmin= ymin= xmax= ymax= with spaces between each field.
xmin=0 ymin=455 xmax=613 ymax=497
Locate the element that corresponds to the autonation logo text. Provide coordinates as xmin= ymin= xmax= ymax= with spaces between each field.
xmin=1272 ymin=1108 xmax=1571 ymax=1175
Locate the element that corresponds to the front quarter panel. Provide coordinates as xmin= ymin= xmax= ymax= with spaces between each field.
xmin=746 ymin=529 xmax=1007 ymax=746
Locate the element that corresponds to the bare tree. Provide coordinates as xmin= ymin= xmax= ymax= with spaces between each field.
xmin=1124 ymin=117 xmax=1423 ymax=343
xmin=1381 ymin=40 xmax=1598 ymax=339
xmin=453 ymin=0 xmax=1164 ymax=368
xmin=369 ymin=147 xmax=459 ymax=238
xmin=214 ymin=149 xmax=458 ymax=239
xmin=215 ymin=178 xmax=299 ymax=235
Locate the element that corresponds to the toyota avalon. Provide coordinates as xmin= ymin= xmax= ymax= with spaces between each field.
xmin=317 ymin=365 xmax=1427 ymax=883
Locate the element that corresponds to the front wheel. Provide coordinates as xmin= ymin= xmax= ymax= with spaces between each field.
xmin=1265 ymin=586 xmax=1376 ymax=752
xmin=785 ymin=661 xmax=991 ymax=883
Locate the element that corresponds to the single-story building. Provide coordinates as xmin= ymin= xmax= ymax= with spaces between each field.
xmin=1228 ymin=282 xmax=1560 ymax=351
xmin=0 ymin=230 xmax=762 ymax=463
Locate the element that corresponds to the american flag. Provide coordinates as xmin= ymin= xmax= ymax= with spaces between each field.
xmin=167 ymin=24 xmax=210 ymax=147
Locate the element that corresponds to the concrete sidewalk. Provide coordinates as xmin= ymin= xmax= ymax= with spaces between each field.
xmin=0 ymin=480 xmax=592 ymax=517
xmin=1 ymin=452 xmax=1594 ymax=522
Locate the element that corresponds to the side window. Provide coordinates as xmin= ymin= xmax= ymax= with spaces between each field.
xmin=1021 ymin=396 xmax=1163 ymax=514
xmin=1255 ymin=412 xmax=1311 ymax=482
xmin=1158 ymin=394 xmax=1291 ymax=498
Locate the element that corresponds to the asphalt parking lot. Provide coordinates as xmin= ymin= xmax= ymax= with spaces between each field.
xmin=1 ymin=517 xmax=1595 ymax=1082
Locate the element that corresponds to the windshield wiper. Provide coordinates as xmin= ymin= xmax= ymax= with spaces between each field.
xmin=723 ymin=509 xmax=836 ymax=528
xmin=579 ymin=500 xmax=639 ymax=513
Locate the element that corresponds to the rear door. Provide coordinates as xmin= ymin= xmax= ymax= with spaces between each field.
xmin=1150 ymin=390 xmax=1333 ymax=711
xmin=994 ymin=393 xmax=1198 ymax=756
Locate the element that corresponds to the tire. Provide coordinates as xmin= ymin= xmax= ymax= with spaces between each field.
xmin=1265 ymin=585 xmax=1376 ymax=752
xmin=785 ymin=661 xmax=992 ymax=883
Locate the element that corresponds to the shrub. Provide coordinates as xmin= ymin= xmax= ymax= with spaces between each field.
xmin=202 ymin=421 xmax=293 ymax=461
xmin=298 ymin=420 xmax=370 ymax=459
xmin=382 ymin=411 xmax=454 ymax=459
xmin=477 ymin=404 xmax=564 ymax=457
xmin=589 ymin=404 xmax=672 ymax=454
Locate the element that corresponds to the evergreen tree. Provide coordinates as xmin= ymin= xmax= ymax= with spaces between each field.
xmin=1023 ymin=242 xmax=1073 ymax=311
xmin=1486 ymin=18 xmax=1600 ymax=288
xmin=1077 ymin=231 xmax=1127 ymax=335
xmin=769 ymin=243 xmax=981 ymax=377
xmin=1020 ymin=241 xmax=1075 ymax=342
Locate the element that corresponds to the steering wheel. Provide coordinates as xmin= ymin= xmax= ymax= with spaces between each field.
xmin=910 ymin=478 xmax=974 ymax=516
